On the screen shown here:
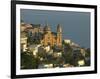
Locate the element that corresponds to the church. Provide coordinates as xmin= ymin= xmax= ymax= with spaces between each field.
xmin=40 ymin=24 xmax=62 ymax=47
xmin=20 ymin=22 xmax=62 ymax=48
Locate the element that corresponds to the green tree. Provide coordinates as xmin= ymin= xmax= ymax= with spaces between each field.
xmin=63 ymin=44 xmax=74 ymax=64
xmin=85 ymin=48 xmax=90 ymax=66
xmin=85 ymin=48 xmax=90 ymax=57
xmin=21 ymin=52 xmax=39 ymax=69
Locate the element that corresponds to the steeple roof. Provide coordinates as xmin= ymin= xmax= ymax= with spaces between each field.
xmin=44 ymin=23 xmax=51 ymax=31
xmin=57 ymin=24 xmax=62 ymax=32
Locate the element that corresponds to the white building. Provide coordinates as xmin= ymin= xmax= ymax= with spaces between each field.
xmin=20 ymin=32 xmax=28 ymax=52
xmin=53 ymin=52 xmax=62 ymax=57
xmin=80 ymin=48 xmax=86 ymax=57
xmin=64 ymin=39 xmax=71 ymax=44
xmin=28 ymin=44 xmax=41 ymax=56
xmin=43 ymin=45 xmax=51 ymax=52
xmin=78 ymin=60 xmax=85 ymax=66
xmin=38 ymin=64 xmax=53 ymax=68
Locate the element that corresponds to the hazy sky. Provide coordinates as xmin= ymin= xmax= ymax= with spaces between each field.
xmin=21 ymin=9 xmax=90 ymax=48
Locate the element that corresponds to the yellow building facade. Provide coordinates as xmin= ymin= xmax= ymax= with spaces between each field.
xmin=41 ymin=24 xmax=62 ymax=47
xmin=20 ymin=22 xmax=62 ymax=47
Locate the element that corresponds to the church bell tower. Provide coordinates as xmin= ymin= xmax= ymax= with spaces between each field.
xmin=57 ymin=24 xmax=62 ymax=47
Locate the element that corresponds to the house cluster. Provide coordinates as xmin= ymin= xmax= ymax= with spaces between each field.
xmin=20 ymin=22 xmax=89 ymax=68
xmin=21 ymin=22 xmax=62 ymax=49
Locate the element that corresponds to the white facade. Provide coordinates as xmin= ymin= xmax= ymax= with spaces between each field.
xmin=64 ymin=39 xmax=71 ymax=44
xmin=43 ymin=46 xmax=51 ymax=52
xmin=20 ymin=37 xmax=27 ymax=52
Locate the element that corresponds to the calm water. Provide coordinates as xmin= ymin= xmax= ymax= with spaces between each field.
xmin=21 ymin=9 xmax=90 ymax=48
